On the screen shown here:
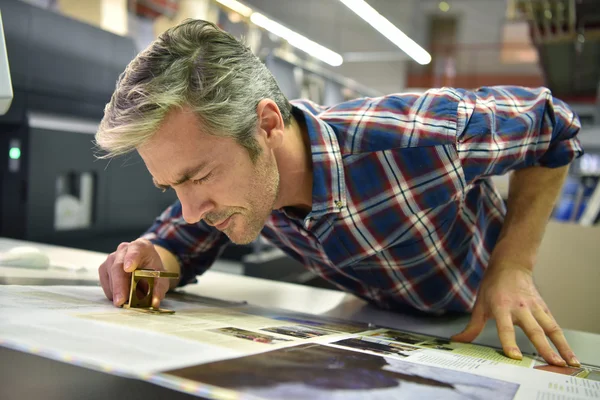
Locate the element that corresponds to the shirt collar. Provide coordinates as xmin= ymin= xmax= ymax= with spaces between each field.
xmin=291 ymin=102 xmax=347 ymax=219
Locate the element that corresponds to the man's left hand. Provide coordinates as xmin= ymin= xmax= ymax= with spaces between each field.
xmin=451 ymin=263 xmax=580 ymax=367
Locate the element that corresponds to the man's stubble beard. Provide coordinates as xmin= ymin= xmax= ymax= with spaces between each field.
xmin=224 ymin=152 xmax=280 ymax=245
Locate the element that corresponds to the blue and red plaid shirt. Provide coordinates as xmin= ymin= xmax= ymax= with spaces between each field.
xmin=143 ymin=86 xmax=583 ymax=313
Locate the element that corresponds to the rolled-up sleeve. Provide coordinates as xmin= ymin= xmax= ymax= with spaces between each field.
xmin=141 ymin=200 xmax=230 ymax=286
xmin=455 ymin=86 xmax=583 ymax=185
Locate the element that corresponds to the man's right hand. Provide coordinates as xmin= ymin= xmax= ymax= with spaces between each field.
xmin=98 ymin=238 xmax=170 ymax=309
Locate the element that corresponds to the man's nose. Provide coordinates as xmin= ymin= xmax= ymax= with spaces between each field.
xmin=179 ymin=192 xmax=215 ymax=224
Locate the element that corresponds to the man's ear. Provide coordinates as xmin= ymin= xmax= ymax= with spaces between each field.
xmin=256 ymin=99 xmax=284 ymax=149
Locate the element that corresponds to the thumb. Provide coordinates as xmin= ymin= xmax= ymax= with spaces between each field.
xmin=451 ymin=304 xmax=486 ymax=343
xmin=151 ymin=276 xmax=170 ymax=309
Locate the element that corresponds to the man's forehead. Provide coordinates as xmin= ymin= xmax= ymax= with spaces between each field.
xmin=155 ymin=107 xmax=202 ymax=139
xmin=139 ymin=111 xmax=215 ymax=156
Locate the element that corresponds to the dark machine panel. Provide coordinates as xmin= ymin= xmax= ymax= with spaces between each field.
xmin=0 ymin=0 xmax=178 ymax=252
xmin=0 ymin=0 xmax=136 ymax=120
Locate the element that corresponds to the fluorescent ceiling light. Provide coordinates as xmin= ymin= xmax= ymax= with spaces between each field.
xmin=215 ymin=0 xmax=253 ymax=18
xmin=250 ymin=12 xmax=343 ymax=67
xmin=344 ymin=51 xmax=409 ymax=62
xmin=339 ymin=0 xmax=431 ymax=65
xmin=214 ymin=1 xmax=344 ymax=67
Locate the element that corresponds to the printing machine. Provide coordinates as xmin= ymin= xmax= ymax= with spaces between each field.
xmin=0 ymin=0 xmax=178 ymax=252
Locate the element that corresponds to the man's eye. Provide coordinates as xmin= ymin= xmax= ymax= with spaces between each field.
xmin=193 ymin=172 xmax=213 ymax=185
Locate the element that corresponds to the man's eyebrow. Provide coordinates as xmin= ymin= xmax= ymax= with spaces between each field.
xmin=152 ymin=179 xmax=170 ymax=191
xmin=152 ymin=161 xmax=209 ymax=190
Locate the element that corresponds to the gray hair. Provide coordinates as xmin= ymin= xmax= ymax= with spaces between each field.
xmin=95 ymin=19 xmax=292 ymax=161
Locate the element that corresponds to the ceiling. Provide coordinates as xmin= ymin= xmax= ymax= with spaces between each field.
xmin=240 ymin=0 xmax=419 ymax=93
xmin=241 ymin=0 xmax=600 ymax=101
xmin=242 ymin=0 xmax=415 ymax=55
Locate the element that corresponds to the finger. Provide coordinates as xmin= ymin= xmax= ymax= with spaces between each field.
xmin=517 ymin=311 xmax=566 ymax=366
xmin=113 ymin=242 xmax=130 ymax=274
xmin=98 ymin=261 xmax=112 ymax=301
xmin=532 ymin=308 xmax=579 ymax=367
xmin=152 ymin=277 xmax=170 ymax=309
xmin=494 ymin=311 xmax=522 ymax=360
xmin=451 ymin=303 xmax=486 ymax=343
xmin=123 ymin=246 xmax=141 ymax=273
xmin=108 ymin=269 xmax=114 ymax=302
xmin=123 ymin=239 xmax=155 ymax=273
xmin=110 ymin=247 xmax=132 ymax=307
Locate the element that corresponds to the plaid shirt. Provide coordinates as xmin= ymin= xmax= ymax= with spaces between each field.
xmin=143 ymin=86 xmax=582 ymax=313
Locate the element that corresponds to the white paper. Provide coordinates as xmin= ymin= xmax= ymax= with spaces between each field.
xmin=1 ymin=285 xmax=599 ymax=400
xmin=405 ymin=350 xmax=600 ymax=399
xmin=0 ymin=286 xmax=242 ymax=375
xmin=0 ymin=286 xmax=356 ymax=376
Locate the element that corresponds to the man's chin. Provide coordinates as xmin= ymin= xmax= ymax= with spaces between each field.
xmin=226 ymin=231 xmax=260 ymax=245
xmin=223 ymin=223 xmax=262 ymax=245
xmin=228 ymin=236 xmax=257 ymax=245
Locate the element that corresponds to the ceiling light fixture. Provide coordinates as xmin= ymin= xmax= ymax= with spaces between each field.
xmin=250 ymin=12 xmax=344 ymax=67
xmin=439 ymin=1 xmax=450 ymax=12
xmin=214 ymin=0 xmax=343 ymax=67
xmin=338 ymin=0 xmax=431 ymax=65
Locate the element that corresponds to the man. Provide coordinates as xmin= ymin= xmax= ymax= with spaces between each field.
xmin=96 ymin=20 xmax=583 ymax=367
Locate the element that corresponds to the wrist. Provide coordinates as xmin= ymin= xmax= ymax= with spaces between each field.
xmin=488 ymin=258 xmax=535 ymax=273
xmin=488 ymin=236 xmax=537 ymax=270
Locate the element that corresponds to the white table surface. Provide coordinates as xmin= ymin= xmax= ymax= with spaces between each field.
xmin=1 ymin=237 xmax=599 ymax=366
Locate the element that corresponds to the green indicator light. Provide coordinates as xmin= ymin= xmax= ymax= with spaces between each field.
xmin=9 ymin=147 xmax=21 ymax=160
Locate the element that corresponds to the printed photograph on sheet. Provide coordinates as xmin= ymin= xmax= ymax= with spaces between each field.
xmin=261 ymin=325 xmax=333 ymax=339
xmin=367 ymin=330 xmax=434 ymax=345
xmin=366 ymin=329 xmax=534 ymax=367
xmin=331 ymin=337 xmax=421 ymax=358
xmin=165 ymin=343 xmax=520 ymax=400
xmin=268 ymin=315 xmax=370 ymax=334
xmin=534 ymin=364 xmax=600 ymax=381
xmin=209 ymin=327 xmax=292 ymax=345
